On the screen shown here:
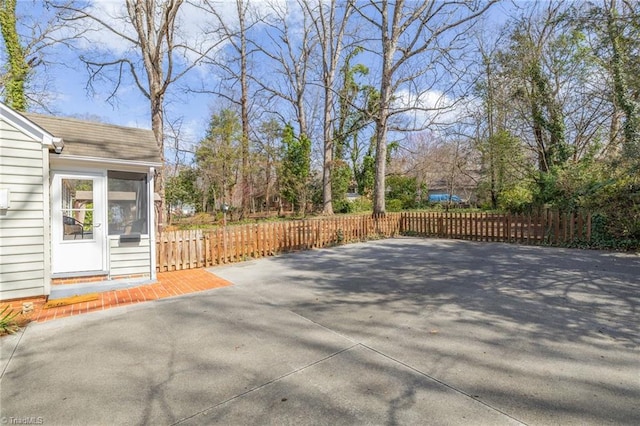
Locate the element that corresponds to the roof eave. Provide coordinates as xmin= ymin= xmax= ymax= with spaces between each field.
xmin=0 ymin=102 xmax=57 ymax=146
xmin=50 ymin=154 xmax=163 ymax=169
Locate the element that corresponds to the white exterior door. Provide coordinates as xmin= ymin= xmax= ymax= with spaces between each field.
xmin=51 ymin=172 xmax=106 ymax=274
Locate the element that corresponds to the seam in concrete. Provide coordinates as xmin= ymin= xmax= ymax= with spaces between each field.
xmin=360 ymin=343 xmax=529 ymax=426
xmin=1 ymin=328 xmax=27 ymax=380
xmin=280 ymin=299 xmax=527 ymax=424
xmin=171 ymin=343 xmax=360 ymax=425
xmin=226 ymin=285 xmax=359 ymax=345
xmin=286 ymin=309 xmax=359 ymax=344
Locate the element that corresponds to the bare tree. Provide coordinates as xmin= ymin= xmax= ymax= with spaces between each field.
xmin=391 ymin=131 xmax=479 ymax=206
xmin=302 ymin=0 xmax=355 ymax=215
xmin=254 ymin=118 xmax=282 ymax=213
xmin=164 ymin=115 xmax=195 ymax=176
xmin=357 ymin=0 xmax=497 ymax=216
xmin=59 ymin=0 xmax=219 ymax=230
xmin=251 ymin=0 xmax=316 ymax=140
xmin=196 ymin=0 xmax=261 ymax=218
xmin=473 ymin=30 xmax=525 ymax=208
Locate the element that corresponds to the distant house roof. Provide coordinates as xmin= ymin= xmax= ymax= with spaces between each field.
xmin=23 ymin=113 xmax=162 ymax=165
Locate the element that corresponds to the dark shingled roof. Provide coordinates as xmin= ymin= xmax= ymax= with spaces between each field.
xmin=23 ymin=113 xmax=162 ymax=164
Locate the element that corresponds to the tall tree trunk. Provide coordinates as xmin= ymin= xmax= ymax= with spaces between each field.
xmin=372 ymin=2 xmax=397 ymax=217
xmin=265 ymin=158 xmax=272 ymax=213
xmin=311 ymin=0 xmax=352 ymax=216
xmin=322 ymin=82 xmax=334 ymax=215
xmin=238 ymin=0 xmax=250 ymax=219
xmin=151 ymin=89 xmax=166 ymax=231
xmin=128 ymin=0 xmax=183 ymax=233
xmin=372 ymin=97 xmax=390 ymax=216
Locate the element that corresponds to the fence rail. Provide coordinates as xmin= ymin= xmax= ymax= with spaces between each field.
xmin=156 ymin=211 xmax=591 ymax=272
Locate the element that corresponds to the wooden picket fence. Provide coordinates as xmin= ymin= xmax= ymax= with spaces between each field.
xmin=401 ymin=210 xmax=592 ymax=244
xmin=156 ymin=210 xmax=591 ymax=272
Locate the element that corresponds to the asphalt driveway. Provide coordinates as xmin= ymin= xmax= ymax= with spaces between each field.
xmin=1 ymin=238 xmax=639 ymax=425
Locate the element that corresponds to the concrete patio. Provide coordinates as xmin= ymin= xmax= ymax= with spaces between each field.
xmin=1 ymin=238 xmax=638 ymax=425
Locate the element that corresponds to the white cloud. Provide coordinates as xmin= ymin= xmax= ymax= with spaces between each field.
xmin=74 ymin=0 xmax=231 ymax=61
xmin=394 ymin=89 xmax=456 ymax=124
xmin=393 ymin=88 xmax=480 ymax=129
xmin=74 ymin=1 xmax=134 ymax=55
xmin=67 ymin=0 xmax=302 ymax=86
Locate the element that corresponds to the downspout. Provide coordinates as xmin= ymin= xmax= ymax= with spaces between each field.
xmin=43 ymin=136 xmax=63 ymax=297
xmin=149 ymin=167 xmax=157 ymax=281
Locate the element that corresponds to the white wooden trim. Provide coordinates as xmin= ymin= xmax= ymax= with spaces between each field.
xmin=0 ymin=103 xmax=57 ymax=147
xmin=51 ymin=155 xmax=162 ymax=169
xmin=148 ymin=167 xmax=157 ymax=280
xmin=43 ymin=146 xmax=51 ymax=296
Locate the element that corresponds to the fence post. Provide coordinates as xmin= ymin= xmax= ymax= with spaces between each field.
xmin=569 ymin=213 xmax=575 ymax=243
xmin=172 ymin=231 xmax=178 ymax=270
xmin=484 ymin=212 xmax=488 ymax=242
xmin=190 ymin=230 xmax=196 ymax=268
xmin=166 ymin=231 xmax=172 ymax=270
xmin=421 ymin=211 xmax=426 ymax=236
xmin=577 ymin=213 xmax=583 ymax=241
xmin=504 ymin=213 xmax=510 ymax=243
xmin=173 ymin=231 xmax=181 ymax=270
xmin=235 ymin=227 xmax=241 ymax=261
xmin=185 ymin=230 xmax=191 ymax=268
xmin=242 ymin=224 xmax=247 ymax=260
xmin=157 ymin=233 xmax=163 ymax=272
xmin=205 ymin=231 xmax=212 ymax=266
xmin=194 ymin=230 xmax=200 ymax=268
xmin=226 ymin=227 xmax=232 ymax=263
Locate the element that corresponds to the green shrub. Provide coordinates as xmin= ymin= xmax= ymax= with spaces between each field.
xmin=499 ymin=184 xmax=534 ymax=213
xmin=580 ymin=213 xmax=639 ymax=250
xmin=386 ymin=199 xmax=404 ymax=212
xmin=586 ymin=171 xmax=640 ymax=243
xmin=0 ymin=305 xmax=20 ymax=335
xmin=350 ymin=197 xmax=372 ymax=212
xmin=386 ymin=175 xmax=418 ymax=209
xmin=333 ymin=199 xmax=353 ymax=214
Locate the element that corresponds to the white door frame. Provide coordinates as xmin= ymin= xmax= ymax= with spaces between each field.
xmin=51 ymin=170 xmax=107 ymax=275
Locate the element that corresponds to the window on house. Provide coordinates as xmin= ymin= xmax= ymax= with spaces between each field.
xmin=108 ymin=171 xmax=148 ymax=235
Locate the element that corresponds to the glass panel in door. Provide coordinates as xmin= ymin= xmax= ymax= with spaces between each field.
xmin=61 ymin=179 xmax=95 ymax=240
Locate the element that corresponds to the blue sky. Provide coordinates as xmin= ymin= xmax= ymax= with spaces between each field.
xmin=14 ymin=0 xmax=227 ymax=150
xmin=8 ymin=0 xmax=517 ymax=159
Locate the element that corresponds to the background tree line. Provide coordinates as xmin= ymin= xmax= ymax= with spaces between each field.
xmin=1 ymin=0 xmax=638 ymax=246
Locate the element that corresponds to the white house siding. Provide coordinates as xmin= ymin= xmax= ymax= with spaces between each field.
xmin=0 ymin=119 xmax=47 ymax=300
xmin=109 ymin=237 xmax=151 ymax=278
